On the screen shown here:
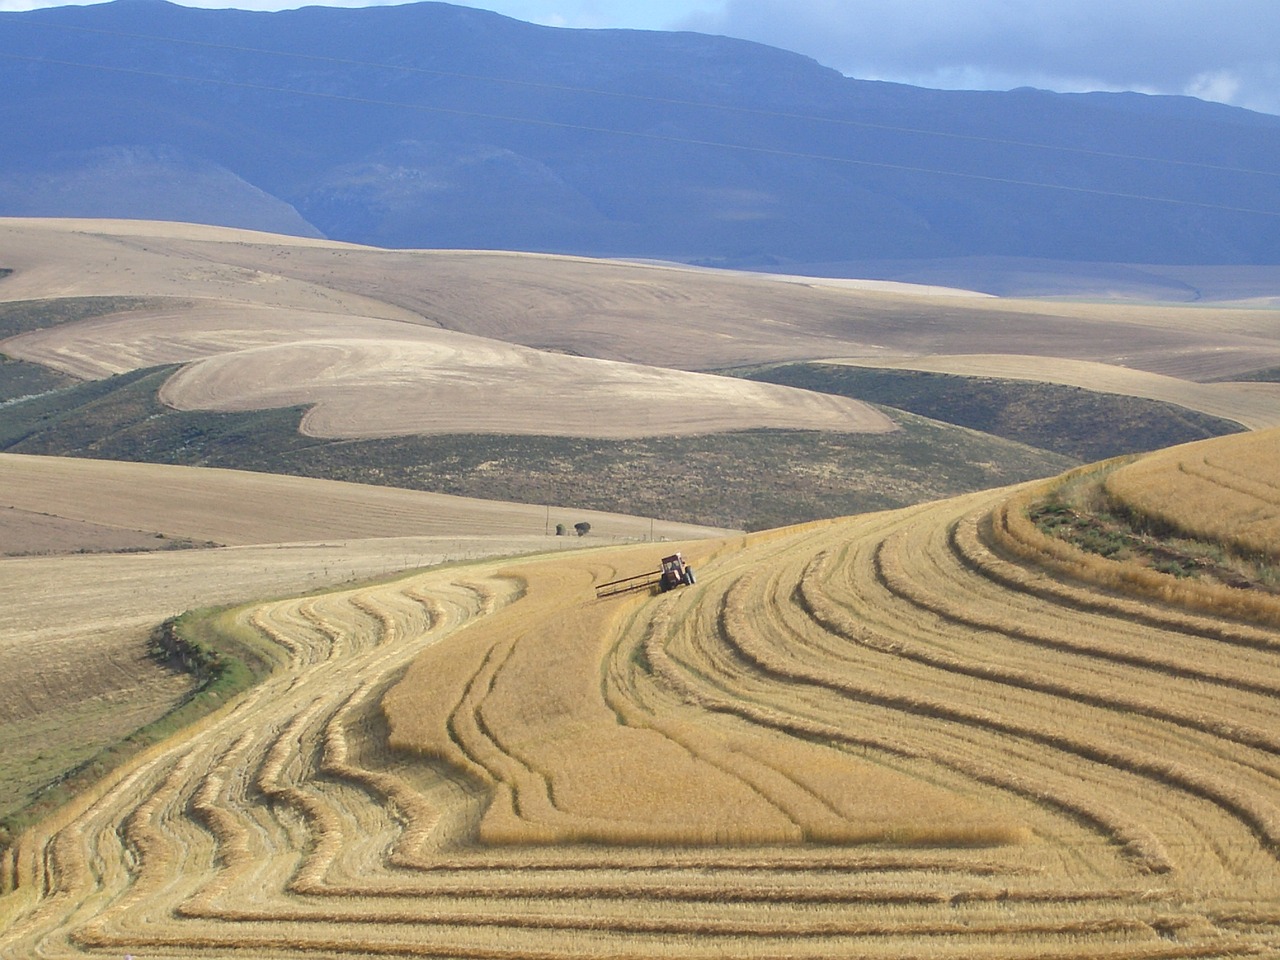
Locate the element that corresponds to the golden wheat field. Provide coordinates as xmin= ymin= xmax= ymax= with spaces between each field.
xmin=0 ymin=454 xmax=733 ymax=842
xmin=1103 ymin=429 xmax=1280 ymax=561
xmin=5 ymin=428 xmax=1280 ymax=959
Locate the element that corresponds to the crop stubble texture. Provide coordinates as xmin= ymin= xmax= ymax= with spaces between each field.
xmin=4 ymin=432 xmax=1280 ymax=958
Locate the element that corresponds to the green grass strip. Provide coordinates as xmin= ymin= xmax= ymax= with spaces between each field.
xmin=0 ymin=604 xmax=278 ymax=859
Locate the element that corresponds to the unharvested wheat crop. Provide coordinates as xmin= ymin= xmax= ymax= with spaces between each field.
xmin=6 ymin=431 xmax=1280 ymax=958
xmin=1103 ymin=427 xmax=1280 ymax=561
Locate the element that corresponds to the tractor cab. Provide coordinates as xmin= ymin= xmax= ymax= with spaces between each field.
xmin=659 ymin=553 xmax=696 ymax=591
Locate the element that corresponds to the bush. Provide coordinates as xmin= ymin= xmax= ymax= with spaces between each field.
xmin=574 ymin=521 xmax=591 ymax=537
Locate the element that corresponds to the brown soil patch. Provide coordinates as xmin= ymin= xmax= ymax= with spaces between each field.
xmin=0 ymin=505 xmax=203 ymax=556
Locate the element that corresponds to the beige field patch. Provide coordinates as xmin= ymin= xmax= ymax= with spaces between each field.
xmin=0 ymin=453 xmax=736 ymax=547
xmin=6 ymin=218 xmax=1280 ymax=384
xmin=157 ymin=333 xmax=892 ymax=439
xmin=175 ymin=244 xmax=1280 ymax=378
xmin=0 ymin=505 xmax=185 ymax=556
xmin=1 ymin=302 xmax=424 ymax=380
xmin=0 ymin=218 xmax=405 ymax=315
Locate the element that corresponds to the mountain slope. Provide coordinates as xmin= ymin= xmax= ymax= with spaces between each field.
xmin=2 ymin=0 xmax=1278 ymax=273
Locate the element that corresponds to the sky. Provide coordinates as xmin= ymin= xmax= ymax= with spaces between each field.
xmin=3 ymin=0 xmax=1278 ymax=116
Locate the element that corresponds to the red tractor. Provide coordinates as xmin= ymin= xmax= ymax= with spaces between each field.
xmin=658 ymin=552 xmax=696 ymax=591
xmin=594 ymin=552 xmax=699 ymax=599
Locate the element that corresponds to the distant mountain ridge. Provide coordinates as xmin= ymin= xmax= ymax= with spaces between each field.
xmin=2 ymin=0 xmax=1278 ymax=279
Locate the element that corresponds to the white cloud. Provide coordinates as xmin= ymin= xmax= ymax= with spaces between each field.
xmin=1185 ymin=70 xmax=1242 ymax=107
xmin=678 ymin=0 xmax=1280 ymax=115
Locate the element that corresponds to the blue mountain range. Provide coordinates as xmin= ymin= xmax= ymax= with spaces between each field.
xmin=2 ymin=0 xmax=1278 ymax=279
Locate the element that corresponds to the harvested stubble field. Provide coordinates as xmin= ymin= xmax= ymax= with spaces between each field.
xmin=5 ymin=218 xmax=1280 ymax=442
xmin=6 ymin=430 xmax=1280 ymax=958
xmin=0 ymin=454 xmax=729 ymax=850
xmin=6 ymin=216 xmax=1278 ymax=533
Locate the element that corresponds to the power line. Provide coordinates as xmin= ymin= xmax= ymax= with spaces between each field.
xmin=1 ymin=48 xmax=1278 ymax=219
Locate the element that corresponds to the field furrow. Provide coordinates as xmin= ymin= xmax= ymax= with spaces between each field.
xmin=6 ymin=434 xmax=1280 ymax=957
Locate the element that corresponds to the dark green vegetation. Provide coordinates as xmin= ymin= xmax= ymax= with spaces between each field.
xmin=0 ymin=355 xmax=75 ymax=403
xmin=0 ymin=295 xmax=177 ymax=338
xmin=0 ymin=366 xmax=310 ymax=462
xmin=0 ymin=604 xmax=277 ymax=855
xmin=741 ymin=363 xmax=1244 ymax=461
xmin=0 ymin=366 xmax=1074 ymax=531
xmin=0 ymin=296 xmax=178 ymax=401
xmin=1219 ymin=366 xmax=1280 ymax=383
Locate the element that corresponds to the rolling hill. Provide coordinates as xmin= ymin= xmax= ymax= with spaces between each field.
xmin=1 ymin=213 xmax=1277 ymax=908
xmin=6 ymin=217 xmax=1277 ymax=528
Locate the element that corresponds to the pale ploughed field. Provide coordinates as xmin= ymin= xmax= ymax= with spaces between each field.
xmin=4 ymin=219 xmax=1280 ymax=958
xmin=3 ymin=218 xmax=1280 ymax=436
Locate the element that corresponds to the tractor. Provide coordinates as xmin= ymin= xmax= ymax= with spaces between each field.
xmin=658 ymin=552 xmax=696 ymax=591
xmin=594 ymin=552 xmax=698 ymax=599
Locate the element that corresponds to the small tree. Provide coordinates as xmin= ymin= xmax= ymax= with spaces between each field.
xmin=574 ymin=521 xmax=591 ymax=537
xmin=555 ymin=523 xmax=567 ymax=536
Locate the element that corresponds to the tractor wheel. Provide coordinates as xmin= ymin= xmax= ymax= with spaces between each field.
xmin=683 ymin=566 xmax=696 ymax=585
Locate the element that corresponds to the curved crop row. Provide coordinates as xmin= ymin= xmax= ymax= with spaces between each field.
xmin=4 ymin=435 xmax=1280 ymax=958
